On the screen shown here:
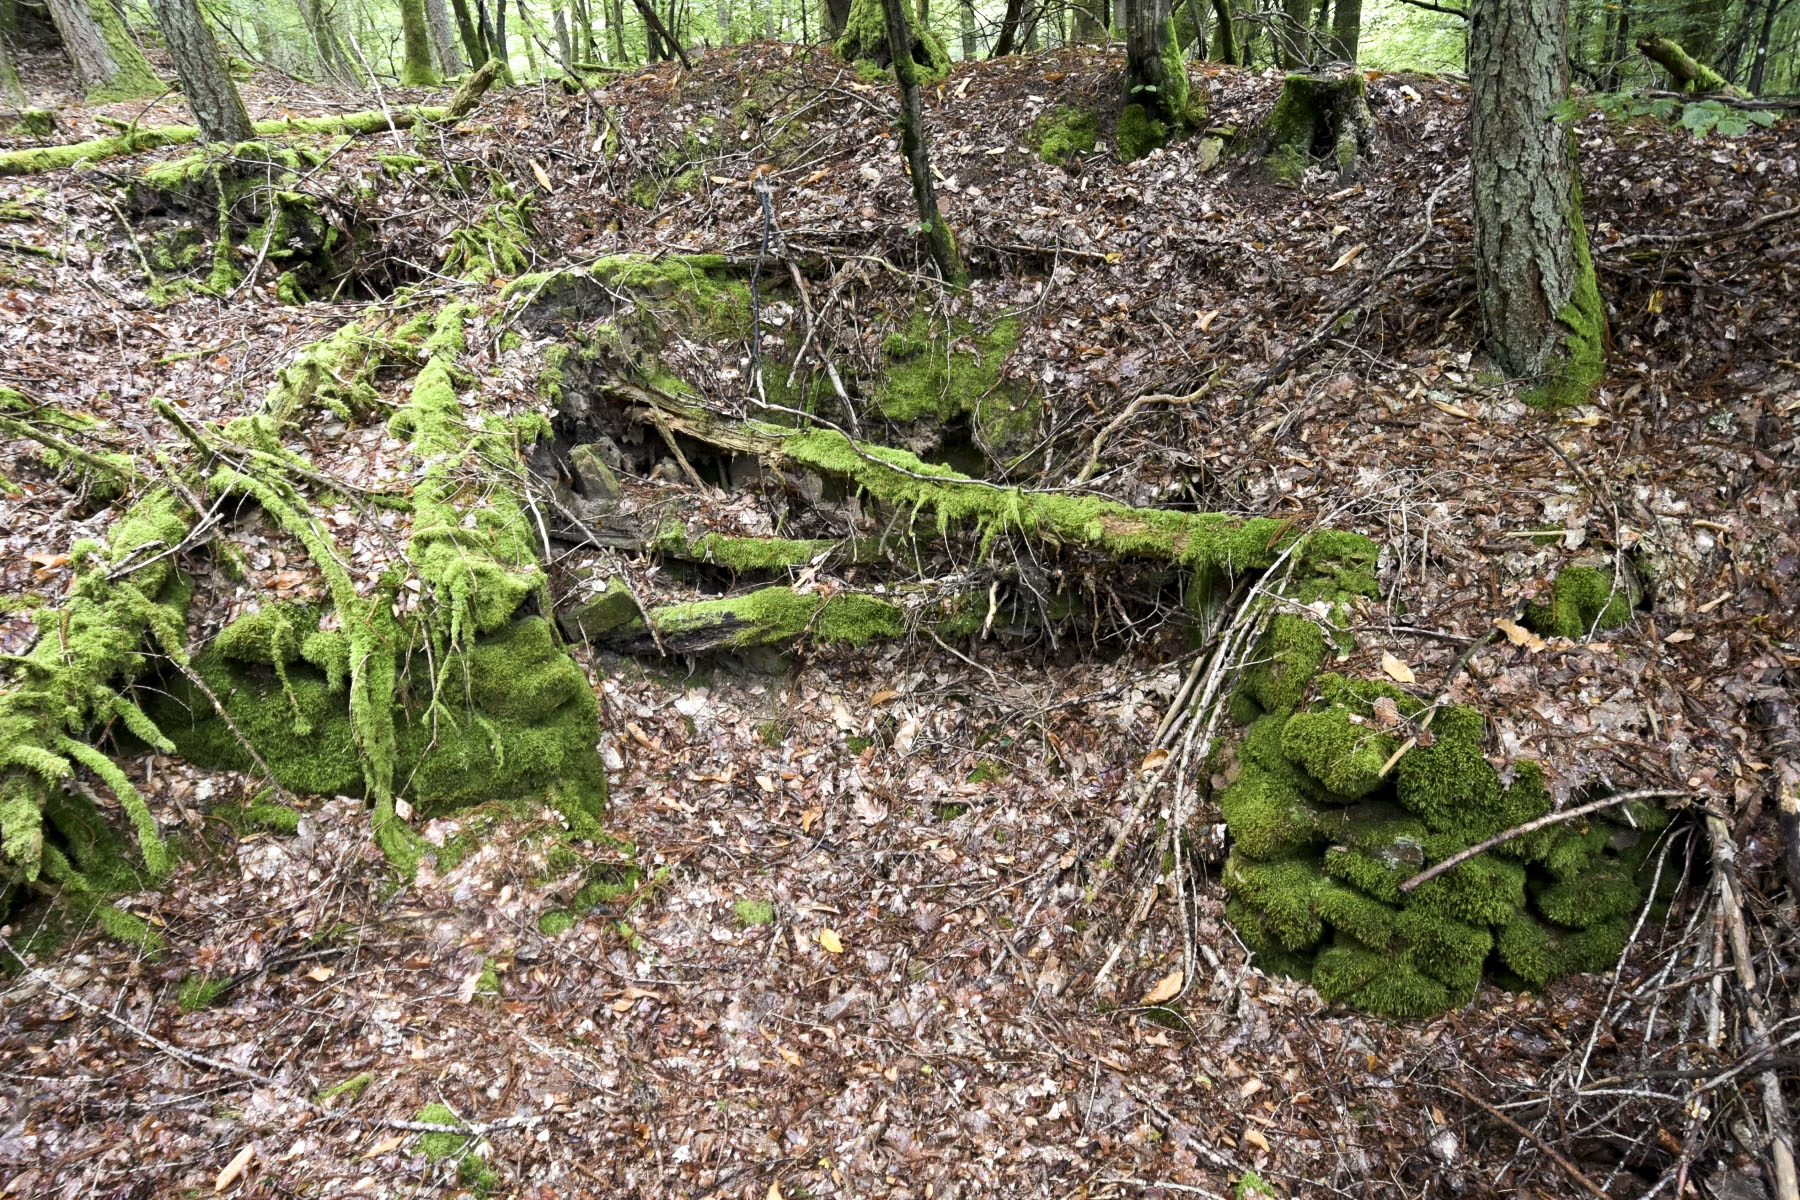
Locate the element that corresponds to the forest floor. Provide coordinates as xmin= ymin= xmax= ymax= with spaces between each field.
xmin=1 ymin=37 xmax=1798 ymax=1200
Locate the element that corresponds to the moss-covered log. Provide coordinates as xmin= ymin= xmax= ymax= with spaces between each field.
xmin=0 ymin=108 xmax=451 ymax=177
xmin=1637 ymin=34 xmax=1749 ymax=97
xmin=1221 ymin=616 xmax=1673 ymax=1017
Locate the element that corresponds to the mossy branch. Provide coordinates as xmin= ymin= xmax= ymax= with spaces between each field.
xmin=0 ymin=108 xmax=450 ymax=177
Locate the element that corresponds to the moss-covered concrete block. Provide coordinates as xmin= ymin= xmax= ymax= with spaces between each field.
xmin=1220 ymin=600 xmax=1668 ymax=1017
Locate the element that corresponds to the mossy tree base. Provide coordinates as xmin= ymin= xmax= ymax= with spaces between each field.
xmin=1259 ymin=71 xmax=1371 ymax=186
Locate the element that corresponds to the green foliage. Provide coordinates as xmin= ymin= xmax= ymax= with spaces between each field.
xmin=1558 ymin=94 xmax=1780 ymax=140
xmin=1523 ymin=565 xmax=1632 ymax=639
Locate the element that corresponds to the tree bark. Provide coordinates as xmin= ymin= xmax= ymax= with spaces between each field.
xmin=1745 ymin=0 xmax=1781 ymax=93
xmin=958 ymin=0 xmax=975 ymax=55
xmin=632 ymin=0 xmax=690 ymax=63
xmin=1 ymin=24 xmax=28 ymax=105
xmin=1637 ymin=33 xmax=1747 ymax=94
xmin=823 ymin=0 xmax=851 ymax=35
xmin=1469 ymin=0 xmax=1605 ymax=406
xmin=449 ymin=0 xmax=487 ymax=63
xmin=609 ymin=0 xmax=626 ymax=59
xmin=1072 ymin=0 xmax=1104 ymax=41
xmin=878 ymin=0 xmax=963 ymax=282
xmin=1277 ymin=0 xmax=1309 ymax=65
xmin=399 ymin=0 xmax=439 ymax=82
xmin=492 ymin=0 xmax=513 ymax=80
xmin=43 ymin=0 xmax=164 ymax=100
xmin=425 ymin=0 xmax=464 ymax=70
xmin=146 ymin=0 xmax=253 ymax=141
xmin=714 ymin=0 xmax=729 ymax=43
xmin=1208 ymin=0 xmax=1235 ymax=62
xmin=1124 ymin=0 xmax=1180 ymax=113
xmin=990 ymin=0 xmax=1024 ymax=53
xmin=1328 ymin=0 xmax=1359 ymax=60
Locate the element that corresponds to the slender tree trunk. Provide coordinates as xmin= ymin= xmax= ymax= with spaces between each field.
xmin=1 ymin=23 xmax=29 ymax=105
xmin=450 ymin=0 xmax=487 ymax=62
xmin=1469 ymin=0 xmax=1604 ymax=405
xmin=714 ymin=0 xmax=728 ymax=43
xmin=632 ymin=0 xmax=689 ymax=61
xmin=609 ymin=0 xmax=625 ymax=58
xmin=425 ymin=0 xmax=464 ymax=70
xmin=493 ymin=0 xmax=513 ymax=78
xmin=146 ymin=0 xmax=253 ymax=139
xmin=1277 ymin=0 xmax=1308 ymax=64
xmin=878 ymin=0 xmax=963 ymax=282
xmin=1072 ymin=0 xmax=1103 ymax=41
xmin=1746 ymin=0 xmax=1781 ymax=91
xmin=1602 ymin=0 xmax=1629 ymax=88
xmin=1328 ymin=0 xmax=1358 ymax=59
xmin=1209 ymin=0 xmax=1235 ymax=61
xmin=958 ymin=0 xmax=974 ymax=55
xmin=399 ymin=0 xmax=439 ymax=81
xmin=990 ymin=0 xmax=1024 ymax=54
xmin=43 ymin=0 xmax=164 ymax=100
xmin=553 ymin=0 xmax=573 ymax=56
xmin=1024 ymin=0 xmax=1042 ymax=48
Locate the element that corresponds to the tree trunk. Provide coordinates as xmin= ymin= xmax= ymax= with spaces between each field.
xmin=1637 ymin=33 xmax=1747 ymax=94
xmin=146 ymin=0 xmax=253 ymax=140
xmin=0 ymin=24 xmax=28 ymax=106
xmin=518 ymin=0 xmax=541 ymax=73
xmin=425 ymin=0 xmax=464 ymax=71
xmin=957 ymin=0 xmax=974 ymax=54
xmin=553 ymin=0 xmax=574 ymax=57
xmin=449 ymin=0 xmax=488 ymax=63
xmin=1208 ymin=0 xmax=1235 ymax=62
xmin=1469 ymin=0 xmax=1604 ymax=408
xmin=609 ymin=0 xmax=626 ymax=59
xmin=1602 ymin=0 xmax=1629 ymax=89
xmin=293 ymin=0 xmax=361 ymax=83
xmin=823 ymin=0 xmax=850 ymax=35
xmin=399 ymin=0 xmax=439 ymax=82
xmin=633 ymin=0 xmax=689 ymax=62
xmin=492 ymin=0 xmax=513 ymax=79
xmin=43 ymin=0 xmax=164 ymax=100
xmin=878 ymin=0 xmax=963 ymax=282
xmin=1328 ymin=0 xmax=1358 ymax=60
xmin=990 ymin=0 xmax=1024 ymax=53
xmin=1746 ymin=0 xmax=1780 ymax=92
xmin=715 ymin=0 xmax=728 ymax=43
xmin=1277 ymin=0 xmax=1309 ymax=64
xmin=1124 ymin=0 xmax=1187 ymax=144
xmin=1072 ymin=0 xmax=1103 ymax=41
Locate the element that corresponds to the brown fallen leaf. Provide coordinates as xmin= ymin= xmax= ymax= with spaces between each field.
xmin=530 ymin=159 xmax=553 ymax=190
xmin=1140 ymin=747 xmax=1170 ymax=773
xmin=1138 ymin=969 xmax=1182 ymax=1005
xmin=1242 ymin=1126 xmax=1271 ymax=1152
xmin=1326 ymin=242 xmax=1366 ymax=272
xmin=818 ymin=928 xmax=844 ymax=954
xmin=869 ymin=687 xmax=902 ymax=707
xmin=215 ymin=1144 xmax=255 ymax=1193
xmin=1380 ymin=652 xmax=1416 ymax=684
xmin=1493 ymin=616 xmax=1546 ymax=651
xmin=362 ymin=1133 xmax=406 ymax=1158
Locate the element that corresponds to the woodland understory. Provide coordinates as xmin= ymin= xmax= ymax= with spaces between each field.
xmin=0 ymin=28 xmax=1797 ymax=1200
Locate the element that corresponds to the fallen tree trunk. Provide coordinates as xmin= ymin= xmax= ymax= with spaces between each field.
xmin=0 ymin=107 xmax=451 ymax=176
xmin=1636 ymin=34 xmax=1750 ymax=97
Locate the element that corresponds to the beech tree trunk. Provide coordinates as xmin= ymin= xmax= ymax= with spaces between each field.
xmin=1328 ymin=0 xmax=1358 ymax=60
xmin=1278 ymin=0 xmax=1310 ymax=65
xmin=608 ymin=0 xmax=625 ymax=60
xmin=425 ymin=0 xmax=465 ymax=71
xmin=1209 ymin=0 xmax=1236 ymax=63
xmin=44 ymin=0 xmax=164 ymax=100
xmin=878 ymin=0 xmax=963 ymax=282
xmin=492 ymin=0 xmax=512 ymax=80
xmin=1469 ymin=0 xmax=1604 ymax=406
xmin=990 ymin=0 xmax=1024 ymax=54
xmin=146 ymin=0 xmax=253 ymax=141
xmin=399 ymin=0 xmax=439 ymax=82
xmin=959 ymin=0 xmax=975 ymax=56
xmin=1 ymin=28 xmax=28 ymax=105
xmin=450 ymin=0 xmax=487 ymax=64
xmin=1124 ymin=0 xmax=1176 ymax=106
xmin=823 ymin=0 xmax=851 ymax=36
xmin=1746 ymin=0 xmax=1780 ymax=93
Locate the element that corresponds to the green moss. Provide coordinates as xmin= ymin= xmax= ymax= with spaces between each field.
xmin=1223 ymin=853 xmax=1325 ymax=951
xmin=871 ymin=312 xmax=1032 ymax=456
xmin=1526 ymin=176 xmax=1606 ymax=410
xmin=1235 ymin=1171 xmax=1277 ymax=1200
xmin=1239 ymin=614 xmax=1327 ymax=716
xmin=734 ymin=898 xmax=774 ymax=926
xmin=1523 ymin=565 xmax=1632 ymax=640
xmin=444 ymin=187 xmax=534 ymax=282
xmin=1219 ymin=762 xmax=1322 ymax=859
xmin=538 ymin=909 xmax=577 ymax=935
xmin=1534 ymin=858 xmax=1642 ymax=927
xmin=1261 ymin=72 xmax=1365 ymax=185
xmin=177 ymin=973 xmax=229 ymax=1011
xmin=82 ymin=0 xmax=164 ymax=102
xmin=1281 ymin=707 xmax=1399 ymax=799
xmin=417 ymin=1102 xmax=472 ymax=1159
xmin=316 ymin=1071 xmax=374 ymax=1105
xmin=645 ymin=586 xmax=906 ymax=649
xmin=1027 ymin=106 xmax=1100 ymax=166
xmin=1115 ymin=103 xmax=1169 ymax=162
